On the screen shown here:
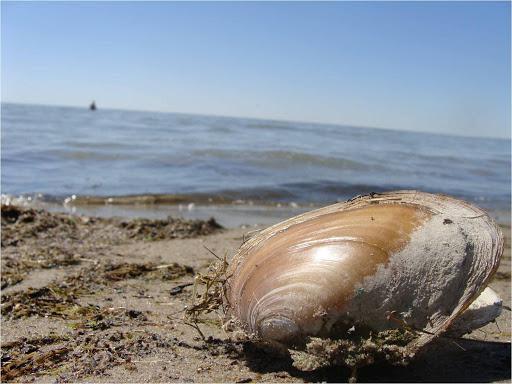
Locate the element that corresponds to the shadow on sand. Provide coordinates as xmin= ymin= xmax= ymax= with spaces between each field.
xmin=242 ymin=338 xmax=511 ymax=383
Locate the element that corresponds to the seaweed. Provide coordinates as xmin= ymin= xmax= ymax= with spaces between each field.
xmin=2 ymin=260 xmax=194 ymax=321
xmin=1 ymin=284 xmax=95 ymax=320
xmin=1 ymin=205 xmax=219 ymax=289
xmin=2 ymin=345 xmax=71 ymax=381
xmin=1 ymin=330 xmax=176 ymax=382
xmin=68 ymin=307 xmax=149 ymax=331
xmin=0 ymin=205 xmax=228 ymax=382
xmin=1 ymin=334 xmax=71 ymax=381
xmin=119 ymin=216 xmax=222 ymax=241
xmin=184 ymin=253 xmax=229 ymax=338
xmin=289 ymin=329 xmax=418 ymax=382
xmin=1 ymin=270 xmax=25 ymax=290
xmin=103 ymin=262 xmax=194 ymax=281
xmin=1 ymin=205 xmax=78 ymax=247
xmin=1 ymin=247 xmax=82 ymax=289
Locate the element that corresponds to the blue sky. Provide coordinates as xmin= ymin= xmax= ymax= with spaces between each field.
xmin=2 ymin=1 xmax=510 ymax=138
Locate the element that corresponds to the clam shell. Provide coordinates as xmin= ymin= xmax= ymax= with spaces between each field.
xmin=225 ymin=191 xmax=503 ymax=354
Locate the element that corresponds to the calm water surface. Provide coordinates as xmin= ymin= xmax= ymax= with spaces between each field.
xmin=2 ymin=103 xmax=510 ymax=215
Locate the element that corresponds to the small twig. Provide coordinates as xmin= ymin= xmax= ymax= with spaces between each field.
xmin=184 ymin=321 xmax=205 ymax=340
xmin=106 ymin=306 xmax=126 ymax=311
xmin=170 ymin=282 xmax=193 ymax=296
xmin=166 ymin=308 xmax=187 ymax=316
xmin=155 ymin=264 xmax=178 ymax=269
xmin=203 ymin=245 xmax=222 ymax=261
xmin=47 ymin=287 xmax=59 ymax=298
xmin=451 ymin=340 xmax=467 ymax=351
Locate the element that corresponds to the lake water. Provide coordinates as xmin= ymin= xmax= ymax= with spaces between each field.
xmin=1 ymin=102 xmax=510 ymax=224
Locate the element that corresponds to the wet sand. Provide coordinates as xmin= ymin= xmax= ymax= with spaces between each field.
xmin=1 ymin=205 xmax=510 ymax=383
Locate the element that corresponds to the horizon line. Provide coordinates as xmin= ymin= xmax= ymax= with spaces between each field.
xmin=1 ymin=100 xmax=509 ymax=141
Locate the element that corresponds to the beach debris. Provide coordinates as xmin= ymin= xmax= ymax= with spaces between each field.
xmin=223 ymin=191 xmax=503 ymax=374
xmin=184 ymin=250 xmax=229 ymax=336
xmin=170 ymin=282 xmax=194 ymax=296
xmin=0 ymin=272 xmax=25 ymax=290
xmin=1 ymin=204 xmax=119 ymax=288
xmin=1 ymin=330 xmax=175 ymax=381
xmin=2 ymin=345 xmax=71 ymax=381
xmin=1 ymin=204 xmax=222 ymax=247
xmin=1 ymin=204 xmax=78 ymax=247
xmin=0 ymin=205 xmax=237 ymax=381
xmin=1 ymin=204 xmax=221 ymax=289
xmin=119 ymin=216 xmax=222 ymax=241
xmin=446 ymin=286 xmax=503 ymax=337
xmin=1 ymin=260 xmax=194 ymax=323
xmin=2 ymin=286 xmax=81 ymax=320
xmin=103 ymin=262 xmax=194 ymax=281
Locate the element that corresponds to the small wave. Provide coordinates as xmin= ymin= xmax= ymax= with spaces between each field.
xmin=258 ymin=150 xmax=371 ymax=170
xmin=244 ymin=120 xmax=297 ymax=131
xmin=62 ymin=141 xmax=140 ymax=150
xmin=192 ymin=149 xmax=378 ymax=171
xmin=389 ymin=150 xmax=468 ymax=164
xmin=4 ymin=179 xmax=510 ymax=214
xmin=10 ymin=182 xmax=408 ymax=206
xmin=45 ymin=149 xmax=134 ymax=161
xmin=1 ymin=194 xmax=37 ymax=206
xmin=0 ymin=193 xmax=50 ymax=209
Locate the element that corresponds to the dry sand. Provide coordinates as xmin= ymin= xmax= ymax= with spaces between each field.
xmin=1 ymin=205 xmax=510 ymax=383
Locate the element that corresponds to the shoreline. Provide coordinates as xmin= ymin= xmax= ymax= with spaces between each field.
xmin=1 ymin=204 xmax=510 ymax=382
xmin=2 ymin=193 xmax=511 ymax=228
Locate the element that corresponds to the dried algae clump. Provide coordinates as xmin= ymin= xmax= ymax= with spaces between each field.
xmin=2 ymin=345 xmax=71 ymax=382
xmin=2 ymin=261 xmax=193 ymax=321
xmin=103 ymin=262 xmax=194 ymax=281
xmin=184 ymin=252 xmax=231 ymax=338
xmin=120 ymin=216 xmax=222 ymax=241
xmin=1 ymin=204 xmax=221 ymax=289
xmin=1 ymin=284 xmax=96 ymax=320
xmin=1 ymin=204 xmax=76 ymax=246
xmin=1 ymin=331 xmax=176 ymax=382
xmin=290 ymin=329 xmax=417 ymax=372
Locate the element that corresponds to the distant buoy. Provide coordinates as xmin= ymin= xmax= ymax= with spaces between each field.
xmin=89 ymin=101 xmax=97 ymax=111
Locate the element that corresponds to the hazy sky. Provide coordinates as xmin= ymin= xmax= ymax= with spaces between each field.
xmin=2 ymin=1 xmax=510 ymax=138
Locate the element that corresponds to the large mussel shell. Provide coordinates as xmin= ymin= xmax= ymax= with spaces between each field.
xmin=225 ymin=191 xmax=503 ymax=357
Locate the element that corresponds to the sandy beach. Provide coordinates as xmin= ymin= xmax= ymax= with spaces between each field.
xmin=3 ymin=1 xmax=510 ymax=382
xmin=1 ymin=204 xmax=510 ymax=383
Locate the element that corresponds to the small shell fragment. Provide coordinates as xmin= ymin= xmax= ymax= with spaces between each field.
xmin=224 ymin=191 xmax=503 ymax=362
xmin=446 ymin=286 xmax=503 ymax=337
